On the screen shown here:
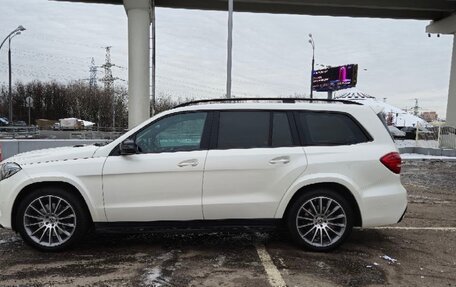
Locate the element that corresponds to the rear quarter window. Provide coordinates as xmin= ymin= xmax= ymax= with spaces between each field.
xmin=298 ymin=111 xmax=371 ymax=146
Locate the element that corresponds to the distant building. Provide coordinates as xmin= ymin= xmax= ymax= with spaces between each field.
xmin=421 ymin=111 xmax=438 ymax=122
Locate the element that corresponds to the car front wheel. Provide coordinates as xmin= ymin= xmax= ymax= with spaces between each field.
xmin=16 ymin=187 xmax=90 ymax=251
xmin=287 ymin=189 xmax=354 ymax=251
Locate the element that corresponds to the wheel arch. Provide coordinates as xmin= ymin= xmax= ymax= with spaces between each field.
xmin=281 ymin=182 xmax=362 ymax=227
xmin=11 ymin=181 xmax=94 ymax=231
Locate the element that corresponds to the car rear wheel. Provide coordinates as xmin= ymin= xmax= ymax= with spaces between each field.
xmin=287 ymin=189 xmax=354 ymax=251
xmin=16 ymin=187 xmax=90 ymax=251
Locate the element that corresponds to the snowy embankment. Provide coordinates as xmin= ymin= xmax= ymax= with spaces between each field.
xmin=395 ymin=140 xmax=440 ymax=149
xmin=395 ymin=140 xmax=456 ymax=159
xmin=401 ymin=153 xmax=456 ymax=160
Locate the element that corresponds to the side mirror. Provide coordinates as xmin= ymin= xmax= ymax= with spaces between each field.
xmin=120 ymin=139 xmax=137 ymax=155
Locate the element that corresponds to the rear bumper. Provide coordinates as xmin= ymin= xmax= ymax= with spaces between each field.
xmin=360 ymin=183 xmax=408 ymax=228
xmin=397 ymin=206 xmax=407 ymax=223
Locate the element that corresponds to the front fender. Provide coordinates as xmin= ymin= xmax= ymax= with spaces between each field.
xmin=24 ymin=172 xmax=105 ymax=222
xmin=3 ymin=156 xmax=107 ymax=229
xmin=0 ymin=169 xmax=34 ymax=228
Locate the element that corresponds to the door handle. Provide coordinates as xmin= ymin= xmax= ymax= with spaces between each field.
xmin=269 ymin=156 xmax=290 ymax=164
xmin=177 ymin=159 xmax=199 ymax=167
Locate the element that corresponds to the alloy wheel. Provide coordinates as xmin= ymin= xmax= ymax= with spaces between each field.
xmin=23 ymin=195 xmax=77 ymax=247
xmin=295 ymin=196 xmax=347 ymax=248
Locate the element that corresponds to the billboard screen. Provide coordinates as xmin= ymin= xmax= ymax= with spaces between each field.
xmin=312 ymin=64 xmax=358 ymax=92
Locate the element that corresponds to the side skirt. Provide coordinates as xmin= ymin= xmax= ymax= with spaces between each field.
xmin=94 ymin=219 xmax=284 ymax=234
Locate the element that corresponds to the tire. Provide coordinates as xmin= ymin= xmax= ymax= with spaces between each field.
xmin=286 ymin=188 xmax=354 ymax=252
xmin=15 ymin=186 xmax=90 ymax=252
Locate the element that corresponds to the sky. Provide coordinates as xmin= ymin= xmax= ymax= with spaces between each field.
xmin=0 ymin=0 xmax=453 ymax=117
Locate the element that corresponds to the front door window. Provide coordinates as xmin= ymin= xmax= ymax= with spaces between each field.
xmin=135 ymin=112 xmax=207 ymax=153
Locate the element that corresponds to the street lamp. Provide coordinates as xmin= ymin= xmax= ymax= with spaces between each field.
xmin=0 ymin=25 xmax=25 ymax=51
xmin=308 ymin=33 xmax=315 ymax=99
xmin=8 ymin=32 xmax=23 ymax=123
xmin=0 ymin=25 xmax=26 ymax=123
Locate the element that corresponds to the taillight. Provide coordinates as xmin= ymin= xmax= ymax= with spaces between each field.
xmin=380 ymin=152 xmax=402 ymax=174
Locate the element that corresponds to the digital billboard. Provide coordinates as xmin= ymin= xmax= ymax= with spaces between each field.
xmin=312 ymin=64 xmax=358 ymax=92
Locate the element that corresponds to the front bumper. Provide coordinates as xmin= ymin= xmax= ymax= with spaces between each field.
xmin=0 ymin=170 xmax=32 ymax=229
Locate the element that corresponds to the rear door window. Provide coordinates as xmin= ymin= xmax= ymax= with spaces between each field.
xmin=298 ymin=111 xmax=370 ymax=146
xmin=217 ymin=111 xmax=270 ymax=149
xmin=216 ymin=111 xmax=295 ymax=149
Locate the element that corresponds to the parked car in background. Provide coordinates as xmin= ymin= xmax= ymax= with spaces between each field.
xmin=388 ymin=126 xmax=406 ymax=139
xmin=0 ymin=117 xmax=9 ymax=126
xmin=52 ymin=122 xmax=61 ymax=130
xmin=401 ymin=126 xmax=434 ymax=140
xmin=0 ymin=98 xmax=407 ymax=252
xmin=12 ymin=121 xmax=27 ymax=127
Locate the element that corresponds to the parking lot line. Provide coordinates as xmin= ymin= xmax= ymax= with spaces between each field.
xmin=255 ymin=244 xmax=287 ymax=287
xmin=364 ymin=226 xmax=456 ymax=231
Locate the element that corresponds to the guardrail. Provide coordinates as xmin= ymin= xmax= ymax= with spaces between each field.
xmin=0 ymin=139 xmax=110 ymax=161
xmin=0 ymin=126 xmax=40 ymax=139
xmin=415 ymin=124 xmax=456 ymax=149
xmin=69 ymin=131 xmax=123 ymax=140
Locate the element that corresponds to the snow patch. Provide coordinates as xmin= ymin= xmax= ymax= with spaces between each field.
xmin=143 ymin=267 xmax=164 ymax=287
xmin=212 ymin=255 xmax=226 ymax=268
xmin=141 ymin=251 xmax=176 ymax=287
xmin=401 ymin=153 xmax=456 ymax=160
xmin=395 ymin=140 xmax=418 ymax=148
xmin=0 ymin=236 xmax=20 ymax=245
xmin=381 ymin=255 xmax=398 ymax=264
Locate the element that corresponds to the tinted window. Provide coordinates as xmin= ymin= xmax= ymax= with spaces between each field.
xmin=272 ymin=112 xmax=293 ymax=147
xmin=299 ymin=112 xmax=369 ymax=145
xmin=135 ymin=112 xmax=207 ymax=153
xmin=217 ymin=111 xmax=269 ymax=149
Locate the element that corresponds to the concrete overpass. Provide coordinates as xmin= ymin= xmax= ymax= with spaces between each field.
xmin=58 ymin=0 xmax=456 ymax=127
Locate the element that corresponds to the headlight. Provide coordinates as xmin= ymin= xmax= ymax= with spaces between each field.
xmin=0 ymin=162 xmax=21 ymax=181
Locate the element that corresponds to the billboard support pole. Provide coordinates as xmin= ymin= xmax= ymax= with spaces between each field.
xmin=226 ymin=0 xmax=233 ymax=99
xmin=308 ymin=34 xmax=315 ymax=99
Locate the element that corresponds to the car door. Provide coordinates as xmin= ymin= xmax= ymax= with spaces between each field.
xmin=202 ymin=110 xmax=308 ymax=219
xmin=102 ymin=111 xmax=210 ymax=222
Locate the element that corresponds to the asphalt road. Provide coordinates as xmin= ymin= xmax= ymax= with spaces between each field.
xmin=0 ymin=160 xmax=455 ymax=287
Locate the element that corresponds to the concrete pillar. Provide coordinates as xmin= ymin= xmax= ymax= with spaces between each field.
xmin=123 ymin=0 xmax=151 ymax=129
xmin=447 ymin=35 xmax=456 ymax=127
xmin=426 ymin=15 xmax=456 ymax=126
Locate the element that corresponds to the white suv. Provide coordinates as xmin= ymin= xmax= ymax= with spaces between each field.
xmin=0 ymin=98 xmax=407 ymax=251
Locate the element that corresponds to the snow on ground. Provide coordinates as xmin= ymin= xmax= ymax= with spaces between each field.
xmin=395 ymin=140 xmax=417 ymax=148
xmin=395 ymin=140 xmax=440 ymax=149
xmin=0 ymin=236 xmax=20 ymax=245
xmin=141 ymin=251 xmax=175 ymax=287
xmin=143 ymin=267 xmax=163 ymax=287
xmin=401 ymin=153 xmax=456 ymax=160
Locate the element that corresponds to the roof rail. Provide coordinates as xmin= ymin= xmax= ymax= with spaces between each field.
xmin=173 ymin=97 xmax=363 ymax=108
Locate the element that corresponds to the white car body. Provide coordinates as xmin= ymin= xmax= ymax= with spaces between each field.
xmin=0 ymin=103 xmax=407 ymax=233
